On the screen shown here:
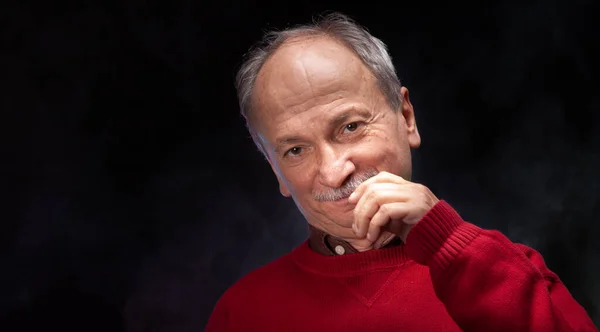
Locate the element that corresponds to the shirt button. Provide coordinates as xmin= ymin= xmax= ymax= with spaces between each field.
xmin=334 ymin=245 xmax=345 ymax=255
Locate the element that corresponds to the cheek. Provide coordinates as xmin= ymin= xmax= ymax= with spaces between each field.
xmin=354 ymin=136 xmax=396 ymax=161
xmin=281 ymin=167 xmax=316 ymax=196
xmin=355 ymin=134 xmax=409 ymax=169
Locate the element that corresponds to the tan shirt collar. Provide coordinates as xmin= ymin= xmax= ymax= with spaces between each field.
xmin=307 ymin=224 xmax=403 ymax=256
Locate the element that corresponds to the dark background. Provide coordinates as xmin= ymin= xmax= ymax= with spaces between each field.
xmin=2 ymin=0 xmax=599 ymax=330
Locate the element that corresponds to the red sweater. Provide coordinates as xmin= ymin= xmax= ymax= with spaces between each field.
xmin=206 ymin=201 xmax=597 ymax=331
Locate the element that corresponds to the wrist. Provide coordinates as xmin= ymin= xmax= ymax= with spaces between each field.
xmin=405 ymin=201 xmax=481 ymax=270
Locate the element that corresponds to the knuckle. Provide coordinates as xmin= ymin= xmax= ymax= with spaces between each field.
xmin=415 ymin=184 xmax=429 ymax=197
xmin=374 ymin=216 xmax=387 ymax=227
xmin=420 ymin=189 xmax=429 ymax=201
xmin=415 ymin=183 xmax=427 ymax=192
xmin=365 ymin=187 xmax=379 ymax=201
xmin=381 ymin=171 xmax=394 ymax=180
xmin=378 ymin=204 xmax=389 ymax=215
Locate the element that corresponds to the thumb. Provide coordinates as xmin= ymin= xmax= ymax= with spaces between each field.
xmin=349 ymin=240 xmax=375 ymax=252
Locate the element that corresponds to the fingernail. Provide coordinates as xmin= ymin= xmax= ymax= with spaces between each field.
xmin=366 ymin=232 xmax=372 ymax=241
xmin=348 ymin=192 xmax=356 ymax=201
xmin=352 ymin=223 xmax=358 ymax=233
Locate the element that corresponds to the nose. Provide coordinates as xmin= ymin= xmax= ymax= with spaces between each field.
xmin=318 ymin=145 xmax=355 ymax=188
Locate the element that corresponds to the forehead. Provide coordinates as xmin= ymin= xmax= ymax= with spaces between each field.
xmin=256 ymin=37 xmax=365 ymax=101
xmin=250 ymin=36 xmax=377 ymax=134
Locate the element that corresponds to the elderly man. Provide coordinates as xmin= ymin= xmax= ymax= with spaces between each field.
xmin=206 ymin=12 xmax=597 ymax=332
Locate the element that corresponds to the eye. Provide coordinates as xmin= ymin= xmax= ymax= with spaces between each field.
xmin=343 ymin=122 xmax=360 ymax=133
xmin=285 ymin=146 xmax=303 ymax=157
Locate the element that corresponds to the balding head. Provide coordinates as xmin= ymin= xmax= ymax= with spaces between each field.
xmin=235 ymin=13 xmax=402 ymax=156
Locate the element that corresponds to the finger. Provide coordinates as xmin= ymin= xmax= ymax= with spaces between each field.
xmin=352 ymin=183 xmax=409 ymax=237
xmin=353 ymin=183 xmax=400 ymax=236
xmin=352 ymin=191 xmax=385 ymax=238
xmin=348 ymin=172 xmax=409 ymax=204
xmin=373 ymin=232 xmax=397 ymax=249
xmin=375 ymin=171 xmax=409 ymax=183
xmin=366 ymin=202 xmax=410 ymax=242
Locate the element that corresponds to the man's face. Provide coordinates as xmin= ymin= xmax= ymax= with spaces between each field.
xmin=251 ymin=36 xmax=421 ymax=241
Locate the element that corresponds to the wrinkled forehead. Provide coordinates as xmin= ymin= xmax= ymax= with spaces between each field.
xmin=250 ymin=36 xmax=375 ymax=133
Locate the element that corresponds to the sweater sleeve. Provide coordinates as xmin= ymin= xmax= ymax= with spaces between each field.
xmin=205 ymin=294 xmax=229 ymax=332
xmin=405 ymin=200 xmax=598 ymax=332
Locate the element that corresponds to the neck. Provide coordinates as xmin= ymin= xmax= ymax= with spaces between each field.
xmin=307 ymin=224 xmax=402 ymax=256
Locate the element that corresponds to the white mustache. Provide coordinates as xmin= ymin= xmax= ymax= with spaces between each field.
xmin=313 ymin=170 xmax=378 ymax=202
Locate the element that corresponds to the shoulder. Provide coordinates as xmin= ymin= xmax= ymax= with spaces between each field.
xmin=217 ymin=248 xmax=302 ymax=306
xmin=206 ymin=247 xmax=308 ymax=330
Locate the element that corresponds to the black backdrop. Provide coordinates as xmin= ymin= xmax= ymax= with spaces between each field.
xmin=2 ymin=0 xmax=599 ymax=330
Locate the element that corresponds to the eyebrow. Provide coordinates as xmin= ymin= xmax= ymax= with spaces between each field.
xmin=329 ymin=107 xmax=372 ymax=130
xmin=275 ymin=136 xmax=304 ymax=147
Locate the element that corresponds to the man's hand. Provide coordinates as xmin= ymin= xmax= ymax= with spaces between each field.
xmin=348 ymin=171 xmax=439 ymax=245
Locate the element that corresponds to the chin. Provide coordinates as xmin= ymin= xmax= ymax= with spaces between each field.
xmin=322 ymin=209 xmax=355 ymax=230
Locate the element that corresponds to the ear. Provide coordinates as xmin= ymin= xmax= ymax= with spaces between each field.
xmin=267 ymin=158 xmax=291 ymax=197
xmin=399 ymin=87 xmax=421 ymax=148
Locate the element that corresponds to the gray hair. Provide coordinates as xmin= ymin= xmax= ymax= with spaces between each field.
xmin=235 ymin=12 xmax=402 ymax=156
